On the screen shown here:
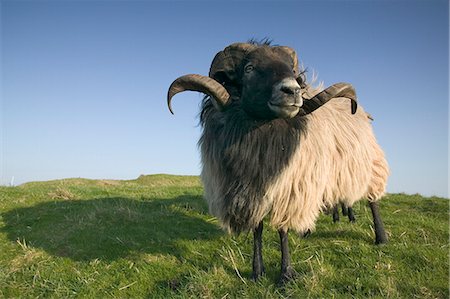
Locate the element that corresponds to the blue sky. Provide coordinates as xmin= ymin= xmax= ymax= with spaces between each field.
xmin=1 ymin=0 xmax=448 ymax=197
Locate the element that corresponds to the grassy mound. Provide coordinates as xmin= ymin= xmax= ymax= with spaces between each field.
xmin=0 ymin=175 xmax=448 ymax=298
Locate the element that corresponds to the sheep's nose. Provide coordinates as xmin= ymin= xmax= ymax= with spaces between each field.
xmin=280 ymin=84 xmax=301 ymax=95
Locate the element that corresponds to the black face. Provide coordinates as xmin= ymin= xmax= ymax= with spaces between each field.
xmin=239 ymin=47 xmax=304 ymax=120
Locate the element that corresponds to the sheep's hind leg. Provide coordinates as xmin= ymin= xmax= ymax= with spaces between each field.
xmin=368 ymin=201 xmax=388 ymax=244
xmin=252 ymin=221 xmax=265 ymax=280
xmin=278 ymin=228 xmax=297 ymax=285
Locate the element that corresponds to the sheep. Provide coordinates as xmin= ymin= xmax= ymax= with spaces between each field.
xmin=166 ymin=41 xmax=389 ymax=284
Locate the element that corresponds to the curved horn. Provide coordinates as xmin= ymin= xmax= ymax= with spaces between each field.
xmin=298 ymin=83 xmax=357 ymax=116
xmin=167 ymin=74 xmax=231 ymax=114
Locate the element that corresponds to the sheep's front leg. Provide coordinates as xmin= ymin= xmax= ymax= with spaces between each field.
xmin=368 ymin=201 xmax=388 ymax=244
xmin=347 ymin=206 xmax=356 ymax=222
xmin=278 ymin=228 xmax=296 ymax=284
xmin=332 ymin=205 xmax=340 ymax=222
xmin=252 ymin=221 xmax=265 ymax=280
xmin=341 ymin=203 xmax=348 ymax=216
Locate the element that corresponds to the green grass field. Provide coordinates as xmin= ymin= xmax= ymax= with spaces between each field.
xmin=0 ymin=174 xmax=448 ymax=298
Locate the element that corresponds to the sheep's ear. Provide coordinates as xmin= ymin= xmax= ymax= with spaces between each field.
xmin=209 ymin=43 xmax=256 ymax=83
xmin=351 ymin=98 xmax=357 ymax=114
xmin=299 ymin=83 xmax=357 ymax=116
xmin=274 ymin=46 xmax=299 ymax=74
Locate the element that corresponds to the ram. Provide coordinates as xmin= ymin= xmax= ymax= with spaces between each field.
xmin=167 ymin=41 xmax=389 ymax=284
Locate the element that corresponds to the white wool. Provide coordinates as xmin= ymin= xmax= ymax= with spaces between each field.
xmin=201 ymin=89 xmax=389 ymax=234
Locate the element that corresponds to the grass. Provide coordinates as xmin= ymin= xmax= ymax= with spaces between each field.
xmin=0 ymin=174 xmax=448 ymax=298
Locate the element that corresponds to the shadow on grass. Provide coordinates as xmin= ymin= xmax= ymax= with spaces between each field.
xmin=1 ymin=195 xmax=223 ymax=261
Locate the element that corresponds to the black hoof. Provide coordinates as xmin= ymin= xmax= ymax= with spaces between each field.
xmin=251 ymin=267 xmax=265 ymax=281
xmin=375 ymin=237 xmax=388 ymax=245
xmin=278 ymin=268 xmax=297 ymax=286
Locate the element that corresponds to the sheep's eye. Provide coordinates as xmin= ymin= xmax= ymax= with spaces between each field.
xmin=244 ymin=64 xmax=254 ymax=73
